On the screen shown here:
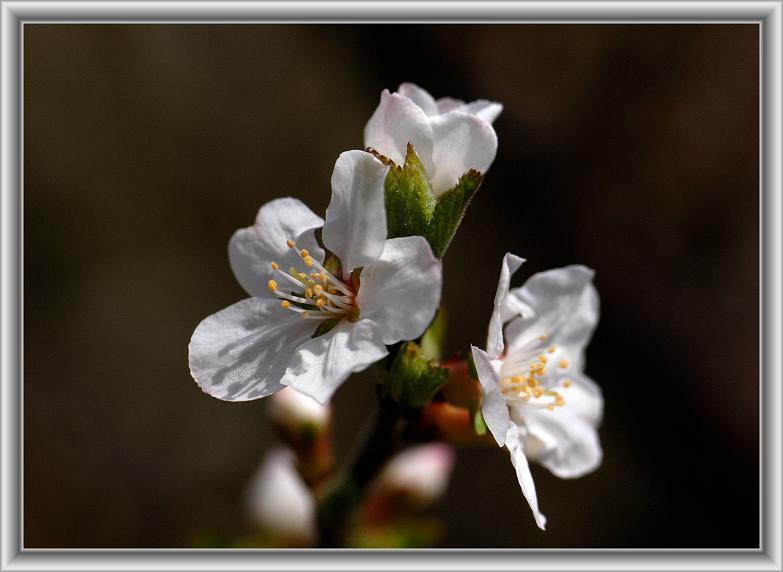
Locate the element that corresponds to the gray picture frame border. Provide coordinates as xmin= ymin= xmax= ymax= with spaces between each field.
xmin=1 ymin=1 xmax=780 ymax=570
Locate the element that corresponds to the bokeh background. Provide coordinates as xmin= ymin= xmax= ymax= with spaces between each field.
xmin=24 ymin=24 xmax=759 ymax=548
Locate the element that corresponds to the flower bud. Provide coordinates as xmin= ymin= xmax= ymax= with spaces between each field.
xmin=243 ymin=449 xmax=316 ymax=545
xmin=440 ymin=356 xmax=483 ymax=410
xmin=268 ymin=387 xmax=334 ymax=487
xmin=378 ymin=443 xmax=455 ymax=505
xmin=362 ymin=443 xmax=455 ymax=527
xmin=269 ymin=386 xmax=330 ymax=437
xmin=418 ymin=402 xmax=494 ymax=446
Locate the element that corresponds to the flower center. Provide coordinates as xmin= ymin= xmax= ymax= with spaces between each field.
xmin=499 ymin=334 xmax=571 ymax=411
xmin=266 ymin=239 xmax=357 ymax=321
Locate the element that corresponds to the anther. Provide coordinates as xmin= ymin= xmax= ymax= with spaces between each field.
xmin=267 ymin=279 xmax=278 ymax=292
xmin=548 ymin=346 xmax=556 ymax=353
xmin=301 ymin=311 xmax=310 ymax=319
xmin=271 ymin=262 xmax=279 ymax=270
xmin=286 ymin=239 xmax=296 ymax=248
xmin=313 ymin=285 xmax=323 ymax=296
xmin=538 ymin=355 xmax=548 ymax=364
xmin=563 ymin=379 xmax=572 ymax=388
xmin=299 ymin=249 xmax=309 ymax=257
xmin=303 ymin=256 xmax=314 ymax=267
xmin=305 ymin=288 xmax=313 ymax=299
xmin=538 ymin=334 xmax=548 ymax=341
xmin=559 ymin=359 xmax=569 ymax=369
xmin=280 ymin=300 xmax=290 ymax=309
xmin=547 ymin=404 xmax=555 ymax=411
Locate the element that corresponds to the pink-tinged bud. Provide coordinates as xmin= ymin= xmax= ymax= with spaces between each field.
xmin=243 ymin=449 xmax=316 ymax=545
xmin=374 ymin=443 xmax=455 ymax=509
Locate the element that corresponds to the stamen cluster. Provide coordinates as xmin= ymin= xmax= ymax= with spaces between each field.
xmin=499 ymin=335 xmax=571 ymax=411
xmin=267 ymin=240 xmax=357 ymax=321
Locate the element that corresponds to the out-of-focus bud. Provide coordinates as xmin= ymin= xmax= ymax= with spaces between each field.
xmin=380 ymin=443 xmax=454 ymax=504
xmin=440 ymin=355 xmax=483 ymax=410
xmin=269 ymin=386 xmax=330 ymax=438
xmin=418 ymin=402 xmax=494 ymax=446
xmin=269 ymin=387 xmax=334 ymax=487
xmin=362 ymin=443 xmax=455 ymax=527
xmin=243 ymin=449 xmax=316 ymax=546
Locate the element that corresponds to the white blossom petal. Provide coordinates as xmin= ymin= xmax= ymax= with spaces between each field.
xmin=281 ymin=319 xmax=388 ymax=404
xmin=505 ymin=265 xmax=599 ymax=364
xmin=516 ymin=373 xmax=603 ymax=479
xmin=486 ymin=253 xmax=525 ymax=359
xmin=189 ymin=298 xmax=315 ymax=401
xmin=229 ymin=198 xmax=324 ymax=298
xmin=322 ymin=150 xmax=390 ymax=273
xmin=244 ymin=449 xmax=315 ymax=541
xmin=364 ymin=89 xmax=434 ymax=172
xmin=429 ymin=111 xmax=498 ymax=195
xmin=435 ymin=96 xmax=465 ymax=114
xmin=452 ymin=100 xmax=504 ymax=124
xmin=470 ymin=345 xmax=509 ymax=447
xmin=506 ymin=423 xmax=547 ymax=530
xmin=356 ymin=236 xmax=442 ymax=345
xmin=397 ymin=82 xmax=439 ymax=116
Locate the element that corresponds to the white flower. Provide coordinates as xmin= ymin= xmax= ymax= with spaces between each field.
xmin=243 ymin=449 xmax=315 ymax=542
xmin=189 ymin=150 xmax=442 ymax=404
xmin=470 ymin=255 xmax=603 ymax=530
xmin=364 ymin=82 xmax=502 ymax=196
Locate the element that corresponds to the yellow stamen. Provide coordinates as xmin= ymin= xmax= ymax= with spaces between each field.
xmin=538 ymin=334 xmax=548 ymax=341
xmin=286 ymin=239 xmax=296 ymax=248
xmin=548 ymin=346 xmax=556 ymax=354
xmin=271 ymin=262 xmax=279 ymax=270
xmin=303 ymin=256 xmax=314 ymax=267
xmin=299 ymin=248 xmax=309 ymax=257
xmin=559 ymin=359 xmax=570 ymax=369
xmin=267 ymin=279 xmax=278 ymax=292
xmin=313 ymin=284 xmax=323 ymax=296
xmin=547 ymin=404 xmax=555 ymax=411
xmin=280 ymin=300 xmax=290 ymax=309
xmin=316 ymin=298 xmax=326 ymax=308
xmin=563 ymin=379 xmax=572 ymax=388
xmin=301 ymin=311 xmax=310 ymax=319
xmin=555 ymin=395 xmax=566 ymax=407
xmin=305 ymin=288 xmax=313 ymax=299
xmin=538 ymin=355 xmax=548 ymax=364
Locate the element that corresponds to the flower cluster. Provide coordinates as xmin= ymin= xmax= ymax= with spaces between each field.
xmin=189 ymin=83 xmax=603 ymax=541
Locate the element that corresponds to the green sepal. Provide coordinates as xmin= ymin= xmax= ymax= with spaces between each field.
xmin=424 ymin=170 xmax=483 ymax=258
xmin=472 ymin=408 xmax=488 ymax=436
xmin=381 ymin=341 xmax=449 ymax=407
xmin=419 ymin=308 xmax=447 ymax=361
xmin=382 ymin=143 xmax=436 ymax=240
xmin=323 ymin=254 xmax=342 ymax=276
xmin=376 ymin=144 xmax=484 ymax=259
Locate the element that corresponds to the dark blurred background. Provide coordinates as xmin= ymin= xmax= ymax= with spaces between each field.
xmin=24 ymin=24 xmax=759 ymax=548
